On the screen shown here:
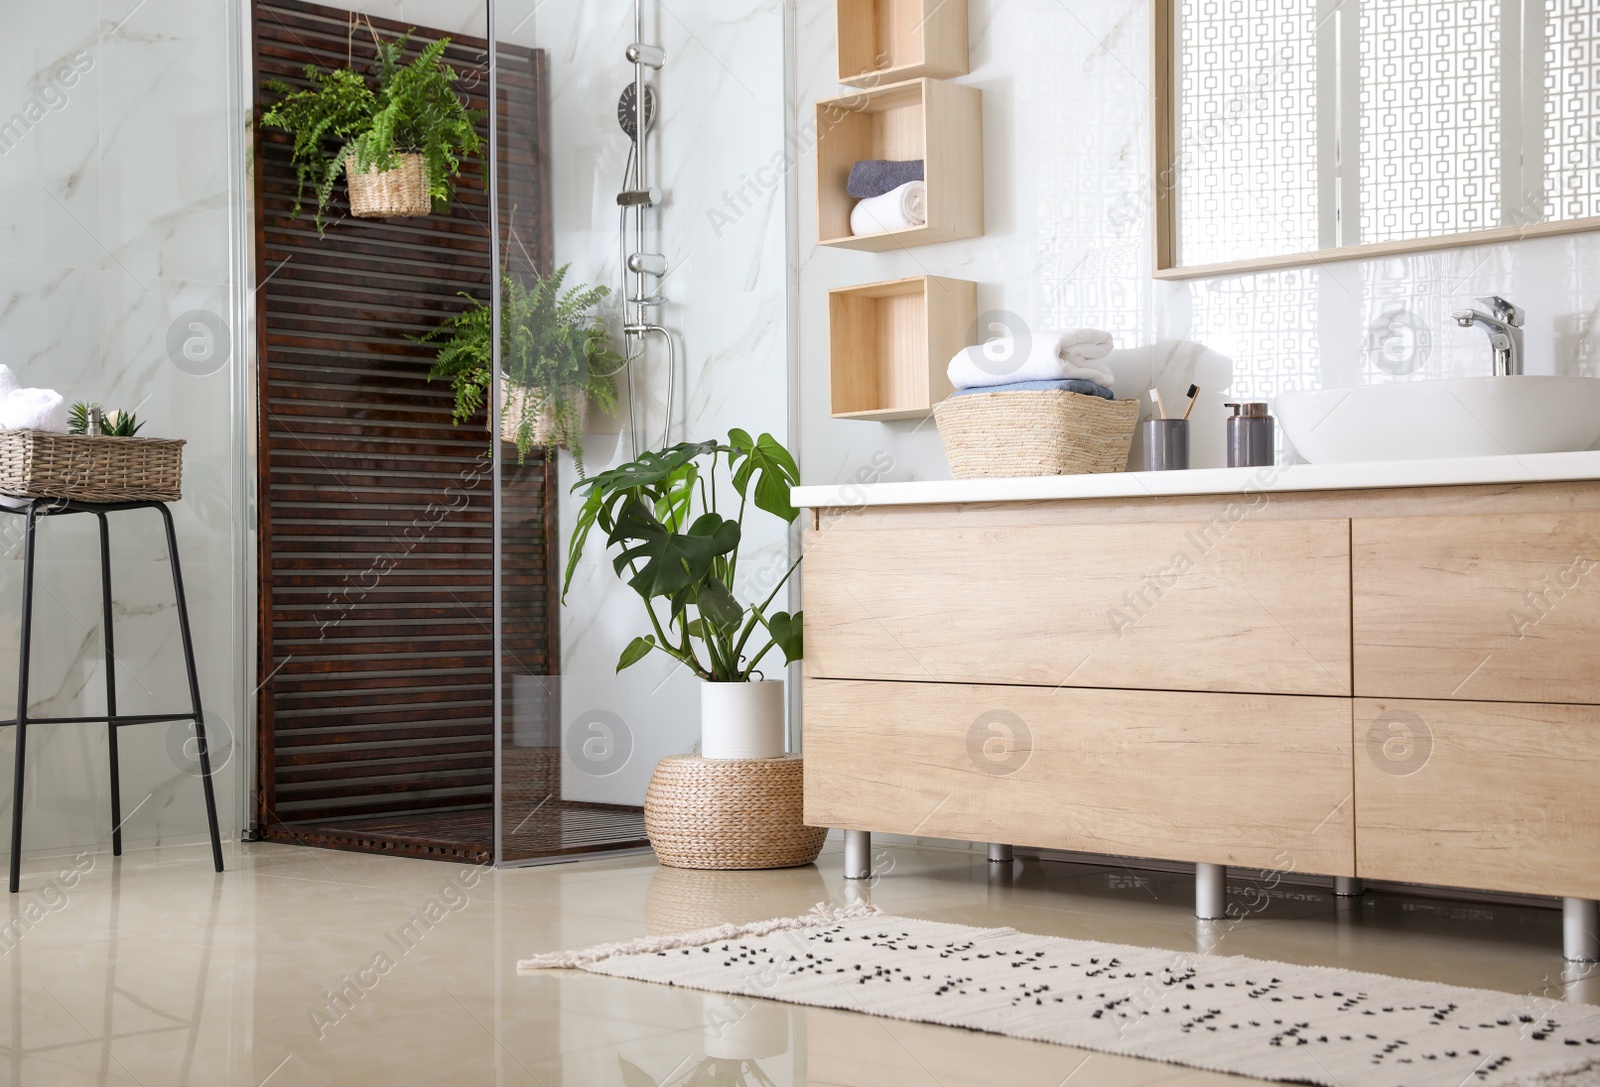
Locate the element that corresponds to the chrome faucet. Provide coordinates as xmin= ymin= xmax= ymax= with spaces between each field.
xmin=1450 ymin=295 xmax=1524 ymax=376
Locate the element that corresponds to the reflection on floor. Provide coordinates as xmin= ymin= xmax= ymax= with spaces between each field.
xmin=270 ymin=802 xmax=648 ymax=867
xmin=264 ymin=748 xmax=647 ymax=864
xmin=2 ymin=839 xmax=1594 ymax=1086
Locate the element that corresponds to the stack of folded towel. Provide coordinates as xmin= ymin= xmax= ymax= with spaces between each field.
xmin=847 ymin=159 xmax=925 ymax=236
xmin=0 ymin=366 xmax=68 ymax=433
xmin=947 ymin=328 xmax=1117 ymax=399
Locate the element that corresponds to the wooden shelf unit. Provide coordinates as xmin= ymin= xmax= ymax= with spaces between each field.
xmin=815 ymin=78 xmax=983 ymax=252
xmin=828 ymin=274 xmax=974 ymax=421
xmin=836 ymin=0 xmax=969 ymax=87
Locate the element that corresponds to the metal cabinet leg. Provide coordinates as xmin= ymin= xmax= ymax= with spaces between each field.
xmin=1334 ymin=877 xmax=1365 ymax=897
xmin=158 ymin=505 xmax=223 ymax=874
xmin=9 ymin=506 xmax=39 ymax=893
xmin=844 ymin=830 xmax=871 ymax=880
xmin=1564 ymin=898 xmax=1599 ymax=962
xmin=96 ymin=513 xmax=122 ymax=857
xmin=987 ymin=844 xmax=1014 ymax=864
xmin=1195 ymin=862 xmax=1227 ymax=920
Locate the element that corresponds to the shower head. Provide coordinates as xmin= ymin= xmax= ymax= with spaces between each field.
xmin=617 ymin=83 xmax=656 ymax=141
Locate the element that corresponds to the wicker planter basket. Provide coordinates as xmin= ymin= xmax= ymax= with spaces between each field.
xmin=644 ymin=754 xmax=827 ymax=870
xmin=933 ymin=390 xmax=1140 ymax=478
xmin=0 ymin=431 xmax=184 ymax=502
xmin=499 ymin=384 xmax=586 ymax=449
xmin=345 ymin=152 xmax=432 ymax=218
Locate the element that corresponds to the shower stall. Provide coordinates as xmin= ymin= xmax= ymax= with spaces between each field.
xmin=250 ymin=0 xmax=792 ymax=867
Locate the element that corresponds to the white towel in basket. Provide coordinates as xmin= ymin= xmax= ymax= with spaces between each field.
xmin=0 ymin=387 xmax=68 ymax=434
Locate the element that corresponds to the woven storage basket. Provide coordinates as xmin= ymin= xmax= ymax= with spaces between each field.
xmin=498 ymin=384 xmax=586 ymax=448
xmin=933 ymin=390 xmax=1140 ymax=478
xmin=0 ymin=431 xmax=184 ymax=502
xmin=644 ymin=754 xmax=827 ymax=870
xmin=345 ymin=152 xmax=432 ymax=218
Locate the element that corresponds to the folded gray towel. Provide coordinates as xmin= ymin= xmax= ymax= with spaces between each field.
xmin=952 ymin=378 xmax=1115 ymax=400
xmin=847 ymin=159 xmax=925 ymax=198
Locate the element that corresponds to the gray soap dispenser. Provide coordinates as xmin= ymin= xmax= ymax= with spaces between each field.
xmin=1225 ymin=402 xmax=1274 ymax=467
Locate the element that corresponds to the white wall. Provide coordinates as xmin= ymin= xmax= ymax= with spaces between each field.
xmin=793 ymin=0 xmax=1600 ymax=487
xmin=0 ymin=0 xmax=248 ymax=858
xmin=499 ymin=0 xmax=793 ymax=804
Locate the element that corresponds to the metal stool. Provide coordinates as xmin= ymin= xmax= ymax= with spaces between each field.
xmin=0 ymin=498 xmax=223 ymax=892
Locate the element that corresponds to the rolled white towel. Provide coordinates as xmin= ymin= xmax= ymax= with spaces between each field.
xmin=948 ymin=328 xmax=1118 ymax=391
xmin=0 ymin=366 xmax=18 ymax=398
xmin=1052 ymin=327 xmax=1115 ymax=364
xmin=849 ymin=180 xmax=926 ymax=236
xmin=0 ymin=388 xmax=68 ymax=434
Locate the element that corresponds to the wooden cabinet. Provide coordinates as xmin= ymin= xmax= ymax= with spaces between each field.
xmin=805 ymin=679 xmax=1356 ymax=875
xmin=804 ymin=510 xmax=1352 ymax=695
xmin=801 ymin=482 xmax=1600 ymax=912
xmin=1354 ymin=698 xmax=1600 ymax=900
xmin=1353 ymin=513 xmax=1600 ymax=703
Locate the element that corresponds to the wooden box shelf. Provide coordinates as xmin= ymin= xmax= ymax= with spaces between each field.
xmin=815 ymin=78 xmax=983 ymax=252
xmin=828 ymin=274 xmax=974 ymax=421
xmin=836 ymin=0 xmax=969 ymax=88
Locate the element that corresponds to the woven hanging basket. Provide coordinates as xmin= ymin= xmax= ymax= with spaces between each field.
xmin=644 ymin=754 xmax=827 ymax=871
xmin=0 ymin=431 xmax=184 ymax=502
xmin=345 ymin=152 xmax=432 ymax=218
xmin=933 ymin=390 xmax=1140 ymax=479
xmin=498 ymin=384 xmax=587 ymax=450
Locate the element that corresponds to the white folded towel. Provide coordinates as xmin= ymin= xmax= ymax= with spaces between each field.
xmin=849 ymin=180 xmax=926 ymax=236
xmin=948 ymin=328 xmax=1118 ymax=391
xmin=0 ymin=366 xmax=18 ymax=398
xmin=0 ymin=388 xmax=68 ymax=433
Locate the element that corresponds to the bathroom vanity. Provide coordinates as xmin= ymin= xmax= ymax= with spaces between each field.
xmin=793 ymin=453 xmax=1600 ymax=960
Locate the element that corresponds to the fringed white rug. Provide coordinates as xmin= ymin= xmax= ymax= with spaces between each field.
xmin=520 ymin=904 xmax=1600 ymax=1087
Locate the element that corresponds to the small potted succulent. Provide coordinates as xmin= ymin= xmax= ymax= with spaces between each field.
xmin=259 ymin=31 xmax=484 ymax=230
xmin=564 ymin=431 xmax=803 ymax=757
xmin=421 ymin=264 xmax=621 ymax=473
xmin=69 ymin=403 xmax=144 ymax=436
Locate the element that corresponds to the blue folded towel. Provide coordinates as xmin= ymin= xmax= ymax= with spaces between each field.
xmin=847 ymin=159 xmax=925 ymax=198
xmin=952 ymin=378 xmax=1115 ymax=400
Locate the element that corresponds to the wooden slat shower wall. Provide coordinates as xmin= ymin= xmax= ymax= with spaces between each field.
xmin=252 ymin=0 xmax=555 ymax=832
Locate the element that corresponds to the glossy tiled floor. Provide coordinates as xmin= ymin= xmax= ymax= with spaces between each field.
xmin=1 ymin=837 xmax=1593 ymax=1086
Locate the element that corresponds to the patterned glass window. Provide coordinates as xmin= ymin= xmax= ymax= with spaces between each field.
xmin=1176 ymin=0 xmax=1321 ymax=266
xmin=1545 ymin=0 xmax=1600 ymax=221
xmin=1359 ymin=1 xmax=1502 ymax=243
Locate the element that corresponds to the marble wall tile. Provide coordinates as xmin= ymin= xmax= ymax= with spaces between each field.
xmin=0 ymin=1 xmax=245 ymax=862
xmin=514 ymin=0 xmax=791 ymax=805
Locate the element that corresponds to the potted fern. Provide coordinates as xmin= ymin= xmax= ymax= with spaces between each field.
xmin=260 ymin=31 xmax=483 ymax=229
xmin=564 ymin=431 xmax=803 ymax=758
xmin=421 ymin=264 xmax=621 ymax=472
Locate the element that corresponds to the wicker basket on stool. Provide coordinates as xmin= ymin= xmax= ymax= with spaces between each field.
xmin=644 ymin=754 xmax=826 ymax=870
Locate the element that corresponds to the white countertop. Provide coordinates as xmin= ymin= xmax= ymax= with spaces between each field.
xmin=791 ymin=450 xmax=1600 ymax=508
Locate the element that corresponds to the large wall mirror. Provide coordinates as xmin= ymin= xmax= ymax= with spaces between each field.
xmin=1153 ymin=0 xmax=1600 ymax=277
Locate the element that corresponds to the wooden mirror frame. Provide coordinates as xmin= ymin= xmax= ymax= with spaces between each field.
xmin=1150 ymin=0 xmax=1600 ymax=281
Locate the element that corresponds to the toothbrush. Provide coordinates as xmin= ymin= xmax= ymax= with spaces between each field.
xmin=1181 ymin=384 xmax=1199 ymax=420
xmin=1150 ymin=388 xmax=1168 ymax=419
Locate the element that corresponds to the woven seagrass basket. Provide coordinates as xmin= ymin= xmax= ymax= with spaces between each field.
xmin=933 ymin=390 xmax=1140 ymax=478
xmin=0 ymin=431 xmax=184 ymax=502
xmin=498 ymin=384 xmax=586 ymax=449
xmin=345 ymin=152 xmax=432 ymax=218
xmin=644 ymin=754 xmax=827 ymax=870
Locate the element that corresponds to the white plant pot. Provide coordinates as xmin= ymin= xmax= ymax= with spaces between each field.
xmin=699 ymin=679 xmax=785 ymax=760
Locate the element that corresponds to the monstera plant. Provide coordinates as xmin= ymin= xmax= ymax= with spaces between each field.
xmin=563 ymin=430 xmax=802 ymax=684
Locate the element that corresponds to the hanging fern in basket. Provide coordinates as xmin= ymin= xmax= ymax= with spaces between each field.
xmin=260 ymin=31 xmax=484 ymax=232
xmin=419 ymin=265 xmax=622 ymax=474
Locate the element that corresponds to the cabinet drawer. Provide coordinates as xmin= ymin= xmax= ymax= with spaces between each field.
xmin=804 ymin=514 xmax=1351 ymax=696
xmin=804 ymin=679 xmax=1355 ymax=875
xmin=1353 ymin=513 xmax=1600 ymax=702
xmin=1354 ymin=698 xmax=1600 ymax=899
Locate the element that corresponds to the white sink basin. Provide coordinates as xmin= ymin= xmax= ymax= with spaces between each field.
xmin=1275 ymin=376 xmax=1600 ymax=463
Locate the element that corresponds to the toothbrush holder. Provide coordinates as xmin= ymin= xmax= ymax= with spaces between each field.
xmin=1142 ymin=418 xmax=1189 ymax=471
